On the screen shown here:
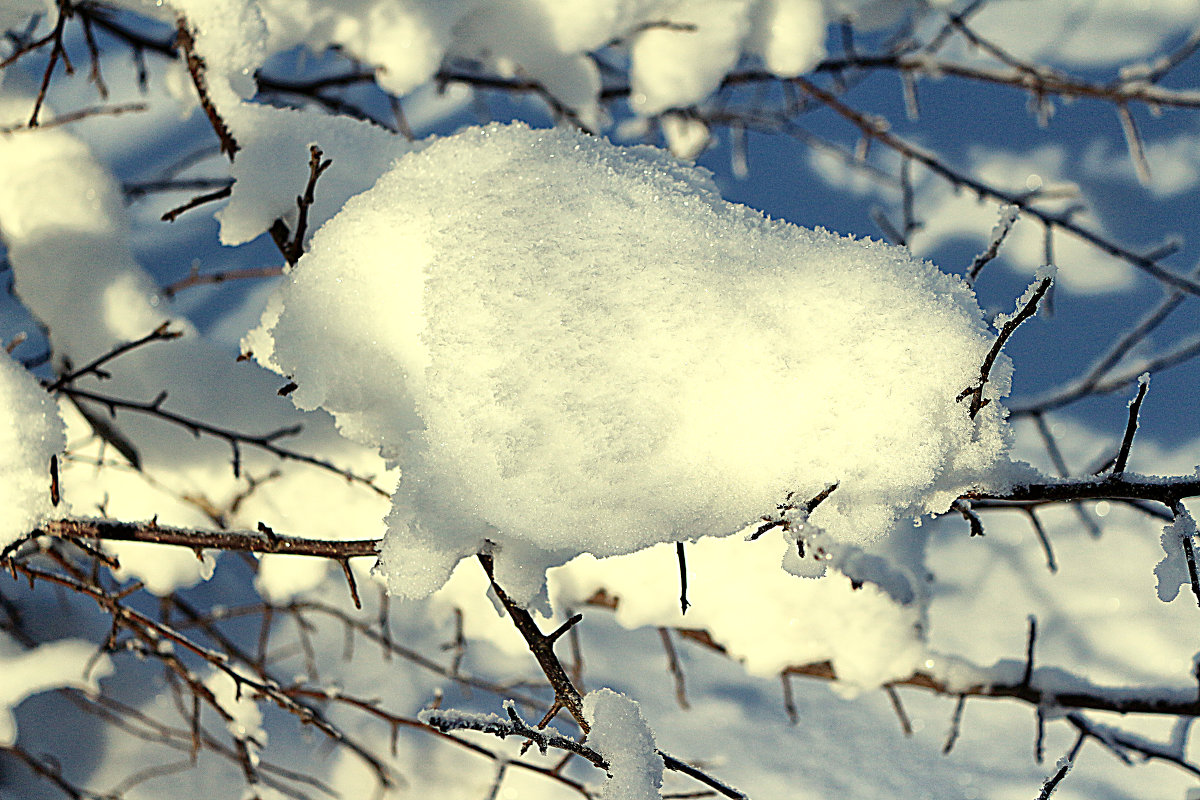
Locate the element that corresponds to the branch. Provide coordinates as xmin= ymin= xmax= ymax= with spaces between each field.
xmin=477 ymin=553 xmax=588 ymax=731
xmin=176 ymin=16 xmax=238 ymax=159
xmin=269 ymin=146 xmax=333 ymax=266
xmin=56 ymin=385 xmax=391 ymax=496
xmin=958 ymin=276 xmax=1052 ymax=417
xmin=32 ymin=517 xmax=379 ymax=559
xmin=45 ymin=321 xmax=182 ymax=392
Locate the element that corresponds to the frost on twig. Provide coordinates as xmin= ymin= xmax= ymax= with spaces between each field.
xmin=967 ymin=204 xmax=1020 ymax=283
xmin=958 ymin=270 xmax=1053 ymax=418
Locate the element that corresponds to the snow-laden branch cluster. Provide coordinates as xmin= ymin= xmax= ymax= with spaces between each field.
xmin=146 ymin=0 xmax=952 ymax=127
xmin=250 ymin=121 xmax=1013 ymax=607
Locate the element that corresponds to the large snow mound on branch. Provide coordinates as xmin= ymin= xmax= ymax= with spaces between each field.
xmin=252 ymin=123 xmax=1011 ymax=606
xmin=0 ymin=350 xmax=64 ymax=550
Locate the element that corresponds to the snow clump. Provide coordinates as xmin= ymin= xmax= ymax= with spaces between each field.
xmin=583 ymin=689 xmax=663 ymax=800
xmin=253 ymin=122 xmax=1012 ymax=607
xmin=0 ymin=349 xmax=64 ymax=550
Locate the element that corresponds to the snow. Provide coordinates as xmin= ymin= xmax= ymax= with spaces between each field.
xmin=255 ymin=121 xmax=1012 ymax=607
xmin=583 ymin=689 xmax=663 ymax=800
xmin=550 ymin=530 xmax=927 ymax=687
xmin=1154 ymin=507 xmax=1196 ymax=603
xmin=0 ymin=349 xmax=64 ymax=550
xmin=3 ymin=2 xmax=1200 ymax=798
xmin=0 ymin=106 xmax=393 ymax=596
xmin=204 ymin=668 xmax=267 ymax=748
xmin=121 ymin=0 xmax=952 ymax=124
xmin=0 ymin=630 xmax=112 ymax=746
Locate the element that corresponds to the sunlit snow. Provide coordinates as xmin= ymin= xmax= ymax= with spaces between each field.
xmin=254 ymin=122 xmax=1013 ymax=606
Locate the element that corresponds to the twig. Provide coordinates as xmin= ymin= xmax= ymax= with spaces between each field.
xmin=1035 ymin=730 xmax=1086 ymax=800
xmin=57 ymin=385 xmax=390 ymax=496
xmin=161 ymin=265 xmax=283 ymax=298
xmin=676 ymin=541 xmax=690 ymax=614
xmin=1111 ymin=374 xmax=1149 ymax=476
xmin=269 ymin=146 xmax=333 ymax=266
xmin=28 ymin=0 xmax=75 ymax=128
xmin=176 ymin=17 xmax=239 ymax=159
xmin=1024 ymin=509 xmax=1057 ymax=573
xmin=967 ymin=204 xmax=1019 ymax=283
xmin=957 ymin=276 xmax=1052 ymax=417
xmin=0 ymin=102 xmax=147 ymax=134
xmin=46 ymin=322 xmax=182 ymax=392
xmin=477 ymin=553 xmax=588 ymax=731
xmin=161 ymin=185 xmax=233 ymax=222
xmin=942 ymin=694 xmax=967 ymax=753
xmin=659 ymin=628 xmax=690 ymax=709
xmin=36 ymin=517 xmax=379 ymax=559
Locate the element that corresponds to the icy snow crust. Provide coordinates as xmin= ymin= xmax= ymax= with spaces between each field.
xmin=256 ymin=123 xmax=1011 ymax=605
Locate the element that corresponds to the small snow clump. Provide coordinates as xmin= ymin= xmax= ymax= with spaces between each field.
xmin=0 ymin=350 xmax=64 ymax=550
xmin=583 ymin=689 xmax=663 ymax=800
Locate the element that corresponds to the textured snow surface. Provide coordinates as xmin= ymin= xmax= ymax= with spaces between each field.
xmin=0 ymin=350 xmax=64 ymax=550
xmin=583 ymin=689 xmax=663 ymax=800
xmin=255 ymin=122 xmax=1012 ymax=605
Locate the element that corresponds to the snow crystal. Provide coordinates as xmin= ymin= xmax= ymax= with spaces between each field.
xmin=0 ymin=349 xmax=64 ymax=550
xmin=0 ymin=630 xmax=112 ymax=746
xmin=1155 ymin=508 xmax=1196 ymax=603
xmin=255 ymin=122 xmax=1011 ymax=607
xmin=583 ymin=689 xmax=663 ymax=800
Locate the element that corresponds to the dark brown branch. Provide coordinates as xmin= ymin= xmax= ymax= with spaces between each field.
xmin=46 ymin=322 xmax=181 ymax=392
xmin=36 ymin=517 xmax=380 ymax=559
xmin=57 ymin=385 xmax=390 ymax=496
xmin=281 ymin=689 xmax=592 ymax=797
xmin=1111 ymin=375 xmax=1149 ymax=476
xmin=0 ymin=101 xmax=147 ymax=135
xmin=963 ymin=475 xmax=1200 ymax=508
xmin=161 ymin=265 xmax=282 ymax=298
xmin=958 ymin=276 xmax=1052 ymax=417
xmin=659 ymin=627 xmax=690 ymax=710
xmin=27 ymin=0 xmax=75 ymax=128
xmin=176 ymin=17 xmax=238 ymax=159
xmin=161 ymin=185 xmax=233 ymax=222
xmin=788 ymin=76 xmax=1200 ymax=295
xmin=477 ymin=553 xmax=588 ymax=731
xmin=675 ymin=541 xmax=690 ymax=614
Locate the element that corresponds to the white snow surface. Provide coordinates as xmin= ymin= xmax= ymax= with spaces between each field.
xmin=0 ymin=630 xmax=112 ymax=746
xmin=0 ymin=350 xmax=64 ymax=550
xmin=583 ymin=689 xmax=663 ymax=800
xmin=255 ymin=122 xmax=1012 ymax=606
